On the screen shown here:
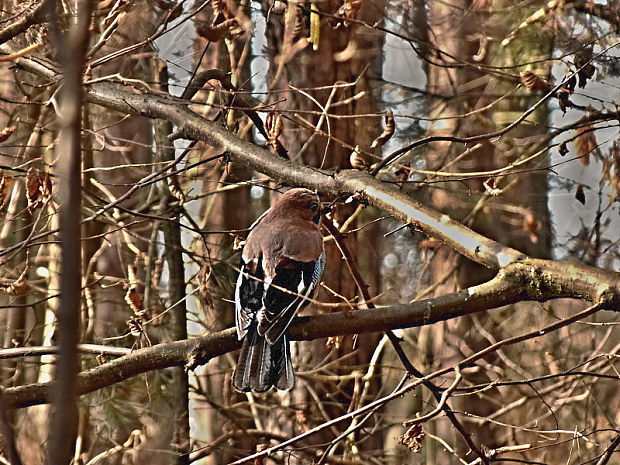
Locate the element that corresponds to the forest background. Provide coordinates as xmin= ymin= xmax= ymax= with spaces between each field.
xmin=0 ymin=0 xmax=618 ymax=464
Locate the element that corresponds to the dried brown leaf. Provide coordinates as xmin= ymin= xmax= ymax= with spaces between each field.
xmin=556 ymin=88 xmax=576 ymax=114
xmin=125 ymin=287 xmax=144 ymax=315
xmin=265 ymin=112 xmax=283 ymax=151
xmin=349 ymin=146 xmax=368 ymax=170
xmin=0 ymin=276 xmax=31 ymax=296
xmin=565 ymin=75 xmax=577 ymax=93
xmin=9 ymin=277 xmax=31 ymax=296
xmin=167 ymin=165 xmax=185 ymax=203
xmin=574 ymin=124 xmax=600 ymax=166
xmin=523 ymin=211 xmax=540 ymax=244
xmin=394 ymin=163 xmax=410 ymax=188
xmin=398 ymin=424 xmax=425 ymax=453
xmin=196 ymin=18 xmax=240 ymax=41
xmin=370 ymin=110 xmax=396 ymax=149
xmin=0 ymin=174 xmax=12 ymax=206
xmin=0 ymin=125 xmax=17 ymax=143
xmin=26 ymin=167 xmax=52 ymax=213
xmin=574 ymin=52 xmax=596 ymax=88
xmin=520 ymin=71 xmax=550 ymax=92
xmin=329 ymin=0 xmax=362 ymax=29
xmin=575 ymin=184 xmax=586 ymax=205
xmin=605 ymin=140 xmax=620 ymax=203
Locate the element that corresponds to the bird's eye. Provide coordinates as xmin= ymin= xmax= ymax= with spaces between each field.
xmin=309 ymin=201 xmax=319 ymax=212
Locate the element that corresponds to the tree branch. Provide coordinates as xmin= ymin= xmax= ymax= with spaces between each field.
xmin=0 ymin=0 xmax=46 ymax=45
xmin=1 ymin=48 xmax=618 ymax=413
xmin=3 ymin=259 xmax=618 ymax=409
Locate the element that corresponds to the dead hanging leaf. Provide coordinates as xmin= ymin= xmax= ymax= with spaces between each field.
xmin=520 ymin=71 xmax=551 ymax=92
xmin=370 ymin=110 xmax=396 ymax=149
xmin=196 ymin=0 xmax=243 ymax=41
xmin=0 ymin=276 xmax=31 ymax=296
xmin=394 ymin=163 xmax=410 ymax=188
xmin=125 ymin=287 xmax=145 ymax=315
xmin=167 ymin=165 xmax=185 ymax=203
xmin=578 ymin=63 xmax=596 ymax=88
xmin=574 ymin=123 xmax=601 ymax=166
xmin=604 ymin=140 xmax=620 ymax=203
xmin=0 ymin=124 xmax=17 ymax=143
xmin=575 ymin=184 xmax=586 ymax=205
xmin=9 ymin=277 xmax=30 ymax=296
xmin=564 ymin=75 xmax=577 ymax=93
xmin=523 ymin=211 xmax=540 ymax=244
xmin=197 ymin=262 xmax=215 ymax=309
xmin=574 ymin=52 xmax=596 ymax=88
xmin=556 ymin=88 xmax=576 ymax=114
xmin=0 ymin=174 xmax=12 ymax=206
xmin=26 ymin=167 xmax=52 ymax=213
xmin=349 ymin=145 xmax=368 ymax=170
xmin=265 ymin=112 xmax=286 ymax=157
xmin=196 ymin=18 xmax=240 ymax=41
xmin=329 ymin=0 xmax=362 ymax=29
xmin=212 ymin=0 xmax=244 ymax=36
xmin=398 ymin=424 xmax=425 ymax=453
xmin=265 ymin=112 xmax=283 ymax=152
xmin=151 ymin=257 xmax=164 ymax=289
xmin=558 ymin=141 xmax=569 ymax=156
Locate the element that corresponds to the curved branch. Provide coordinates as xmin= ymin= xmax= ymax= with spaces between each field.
xmin=3 ymin=260 xmax=618 ymax=409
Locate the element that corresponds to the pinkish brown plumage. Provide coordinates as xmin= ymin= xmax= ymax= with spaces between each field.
xmin=233 ymin=188 xmax=324 ymax=392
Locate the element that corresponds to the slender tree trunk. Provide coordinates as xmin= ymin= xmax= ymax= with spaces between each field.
xmin=419 ymin=0 xmax=553 ymax=459
xmin=191 ymin=2 xmax=254 ymax=461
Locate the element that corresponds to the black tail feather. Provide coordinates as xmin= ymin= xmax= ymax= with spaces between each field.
xmin=233 ymin=325 xmax=294 ymax=392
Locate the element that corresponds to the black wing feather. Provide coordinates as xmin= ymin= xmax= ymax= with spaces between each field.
xmin=234 ymin=253 xmax=323 ymax=392
xmin=261 ymin=254 xmax=324 ymax=344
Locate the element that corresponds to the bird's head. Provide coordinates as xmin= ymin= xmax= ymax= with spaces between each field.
xmin=273 ymin=188 xmax=321 ymax=223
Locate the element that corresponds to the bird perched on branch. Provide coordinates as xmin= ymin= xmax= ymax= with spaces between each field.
xmin=233 ymin=188 xmax=324 ymax=392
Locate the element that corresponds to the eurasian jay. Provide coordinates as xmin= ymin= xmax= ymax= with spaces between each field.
xmin=233 ymin=188 xmax=324 ymax=392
